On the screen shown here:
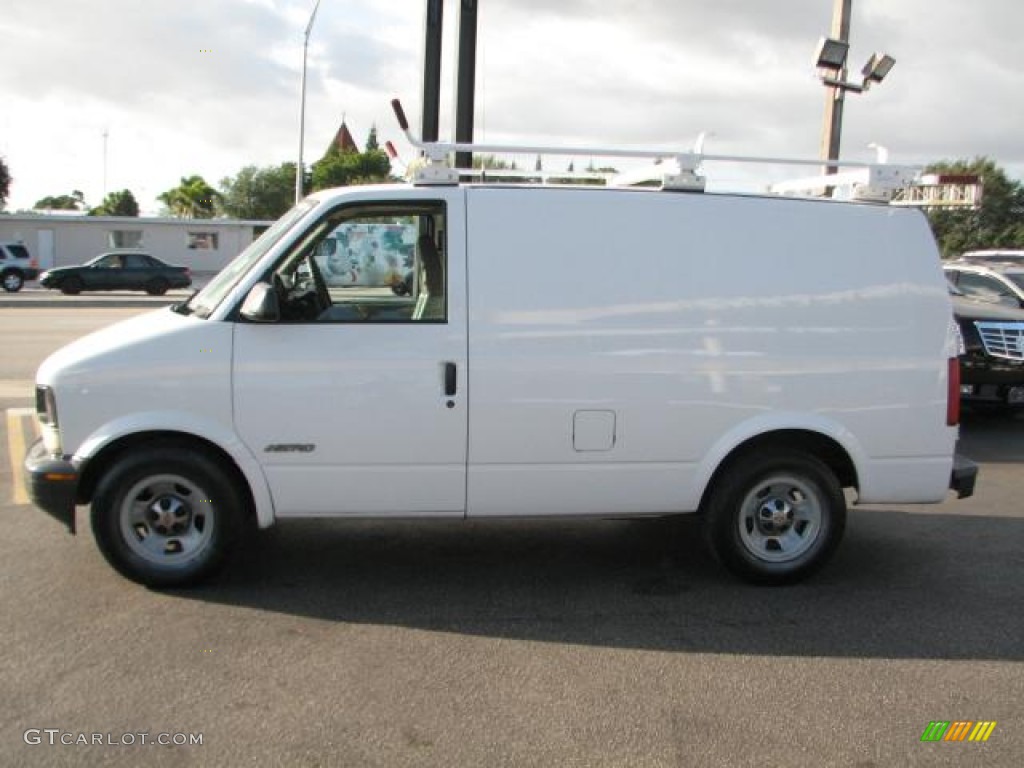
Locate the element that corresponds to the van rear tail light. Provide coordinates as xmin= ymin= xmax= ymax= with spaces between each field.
xmin=946 ymin=357 xmax=961 ymax=426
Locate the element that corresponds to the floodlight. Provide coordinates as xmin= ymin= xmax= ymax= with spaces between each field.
xmin=815 ymin=37 xmax=849 ymax=71
xmin=862 ymin=53 xmax=896 ymax=83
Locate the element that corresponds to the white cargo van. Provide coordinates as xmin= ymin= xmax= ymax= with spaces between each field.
xmin=25 ymin=110 xmax=977 ymax=587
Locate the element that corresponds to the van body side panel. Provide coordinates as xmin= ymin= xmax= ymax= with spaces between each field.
xmin=464 ymin=188 xmax=954 ymax=516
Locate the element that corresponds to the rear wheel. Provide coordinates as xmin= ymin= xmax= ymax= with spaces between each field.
xmin=2 ymin=270 xmax=24 ymax=292
xmin=60 ymin=276 xmax=84 ymax=295
xmin=145 ymin=278 xmax=169 ymax=295
xmin=703 ymin=451 xmax=846 ymax=584
xmin=91 ymin=445 xmax=243 ymax=587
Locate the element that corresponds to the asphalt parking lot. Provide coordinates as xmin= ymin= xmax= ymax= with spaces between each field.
xmin=1 ymin=305 xmax=1021 ymax=767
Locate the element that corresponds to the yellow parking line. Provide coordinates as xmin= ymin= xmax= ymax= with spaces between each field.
xmin=6 ymin=407 xmax=37 ymax=505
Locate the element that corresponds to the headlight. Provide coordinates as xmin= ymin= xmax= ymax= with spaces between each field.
xmin=35 ymin=385 xmax=58 ymax=426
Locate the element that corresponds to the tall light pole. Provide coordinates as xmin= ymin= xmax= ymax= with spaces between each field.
xmin=819 ymin=0 xmax=851 ymax=174
xmin=296 ymin=0 xmax=322 ymax=204
xmin=815 ymin=0 xmax=895 ymax=177
xmin=102 ymin=128 xmax=109 ymax=199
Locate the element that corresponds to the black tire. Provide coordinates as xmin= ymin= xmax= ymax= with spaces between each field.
xmin=2 ymin=270 xmax=24 ymax=293
xmin=145 ymin=278 xmax=169 ymax=296
xmin=91 ymin=445 xmax=243 ymax=588
xmin=702 ymin=451 xmax=846 ymax=585
xmin=60 ymin=276 xmax=84 ymax=295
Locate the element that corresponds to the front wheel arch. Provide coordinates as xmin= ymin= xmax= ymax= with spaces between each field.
xmin=77 ymin=432 xmax=256 ymax=529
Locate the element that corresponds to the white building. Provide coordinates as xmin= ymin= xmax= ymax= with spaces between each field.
xmin=0 ymin=214 xmax=272 ymax=275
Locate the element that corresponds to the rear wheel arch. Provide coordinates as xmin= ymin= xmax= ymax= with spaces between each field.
xmin=699 ymin=429 xmax=858 ymax=513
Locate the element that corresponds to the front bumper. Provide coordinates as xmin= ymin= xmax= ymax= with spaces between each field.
xmin=24 ymin=438 xmax=79 ymax=533
xmin=950 ymin=453 xmax=978 ymax=500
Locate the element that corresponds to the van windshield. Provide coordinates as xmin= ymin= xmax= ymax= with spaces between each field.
xmin=175 ymin=200 xmax=316 ymax=318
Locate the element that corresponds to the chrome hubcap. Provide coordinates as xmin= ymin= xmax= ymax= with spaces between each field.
xmin=738 ymin=474 xmax=822 ymax=563
xmin=119 ymin=474 xmax=214 ymax=565
xmin=148 ymin=495 xmax=191 ymax=535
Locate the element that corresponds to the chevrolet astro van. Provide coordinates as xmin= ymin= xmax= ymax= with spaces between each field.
xmin=25 ymin=113 xmax=977 ymax=587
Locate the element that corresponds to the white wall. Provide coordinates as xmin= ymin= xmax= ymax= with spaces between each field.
xmin=0 ymin=214 xmax=271 ymax=274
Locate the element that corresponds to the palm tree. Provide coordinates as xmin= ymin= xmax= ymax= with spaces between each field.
xmin=158 ymin=175 xmax=221 ymax=218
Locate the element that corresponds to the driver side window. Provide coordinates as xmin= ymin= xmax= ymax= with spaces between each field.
xmin=272 ymin=203 xmax=446 ymax=324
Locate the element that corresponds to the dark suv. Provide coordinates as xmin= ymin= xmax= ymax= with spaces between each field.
xmin=0 ymin=241 xmax=39 ymax=292
xmin=950 ymin=288 xmax=1024 ymax=408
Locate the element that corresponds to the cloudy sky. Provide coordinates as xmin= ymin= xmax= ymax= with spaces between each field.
xmin=1 ymin=0 xmax=1021 ymax=214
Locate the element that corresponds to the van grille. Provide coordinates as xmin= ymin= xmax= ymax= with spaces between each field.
xmin=976 ymin=321 xmax=1024 ymax=360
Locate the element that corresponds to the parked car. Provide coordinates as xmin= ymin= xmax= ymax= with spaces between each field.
xmin=0 ymin=240 xmax=40 ymax=292
xmin=38 ymin=251 xmax=191 ymax=295
xmin=956 ymin=249 xmax=1024 ymax=265
xmin=944 ymin=261 xmax=1024 ymax=310
xmin=950 ymin=287 xmax=1024 ymax=409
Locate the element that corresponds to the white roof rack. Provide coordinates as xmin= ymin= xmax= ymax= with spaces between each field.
xmin=769 ymin=165 xmax=921 ymax=203
xmin=389 ymin=98 xmax=941 ymax=204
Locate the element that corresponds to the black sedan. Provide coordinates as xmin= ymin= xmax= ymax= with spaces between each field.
xmin=39 ymin=252 xmax=192 ymax=295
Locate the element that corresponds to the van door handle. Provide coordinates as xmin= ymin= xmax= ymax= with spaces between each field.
xmin=444 ymin=362 xmax=457 ymax=397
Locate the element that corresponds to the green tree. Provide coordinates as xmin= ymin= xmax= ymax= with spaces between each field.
xmin=311 ymin=142 xmax=391 ymax=191
xmin=219 ymin=163 xmax=297 ymax=219
xmin=158 ymin=175 xmax=221 ymax=218
xmin=0 ymin=156 xmax=10 ymax=210
xmin=34 ymin=190 xmax=86 ymax=211
xmin=89 ymin=189 xmax=140 ymax=217
xmin=926 ymin=157 xmax=1024 ymax=258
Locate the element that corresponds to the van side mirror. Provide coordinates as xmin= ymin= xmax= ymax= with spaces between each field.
xmin=240 ymin=282 xmax=280 ymax=323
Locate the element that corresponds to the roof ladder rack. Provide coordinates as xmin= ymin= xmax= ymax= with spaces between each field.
xmin=389 ymin=97 xmax=938 ymax=203
xmin=391 ymin=98 xmax=706 ymax=191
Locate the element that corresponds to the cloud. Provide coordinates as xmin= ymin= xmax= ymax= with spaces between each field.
xmin=0 ymin=1 xmax=295 ymax=107
xmin=1 ymin=0 xmax=1021 ymax=211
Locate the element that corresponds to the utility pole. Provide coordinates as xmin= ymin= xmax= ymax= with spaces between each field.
xmin=454 ymin=0 xmax=478 ymax=170
xmin=102 ymin=128 xmax=109 ymax=199
xmin=421 ymin=0 xmax=444 ymax=143
xmin=820 ymin=0 xmax=852 ymax=175
xmin=295 ymin=0 xmax=322 ymax=204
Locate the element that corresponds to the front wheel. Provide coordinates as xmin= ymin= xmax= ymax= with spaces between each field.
xmin=91 ymin=446 xmax=243 ymax=587
xmin=703 ymin=451 xmax=846 ymax=585
xmin=60 ymin=276 xmax=84 ymax=295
